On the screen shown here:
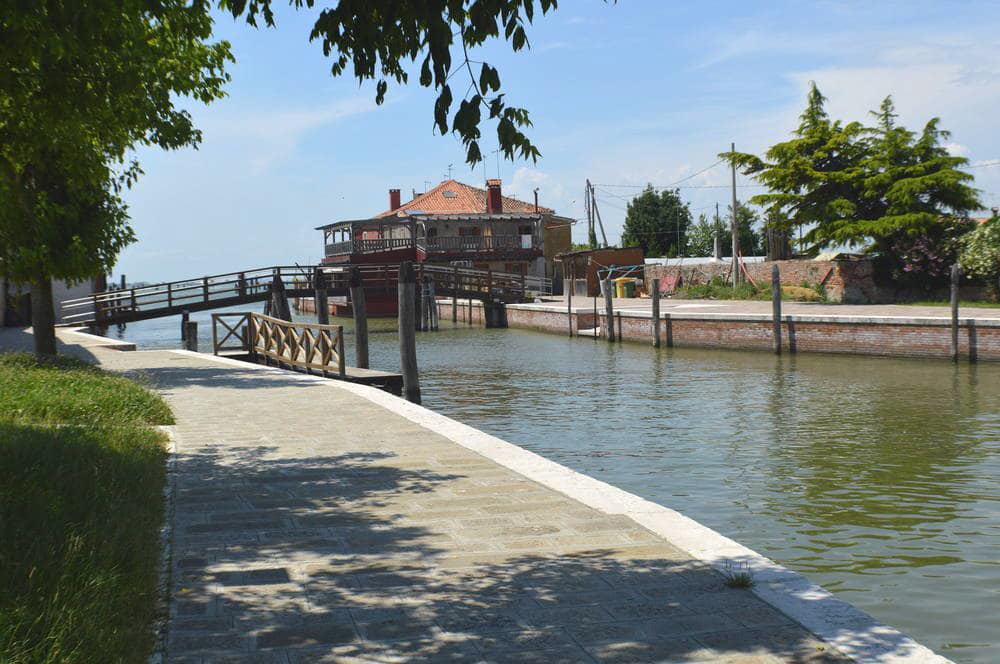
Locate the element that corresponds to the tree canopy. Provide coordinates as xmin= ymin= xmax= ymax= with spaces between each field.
xmin=223 ymin=0 xmax=560 ymax=165
xmin=1 ymin=1 xmax=232 ymax=354
xmin=724 ymin=83 xmax=980 ymax=255
xmin=621 ymin=187 xmax=692 ymax=257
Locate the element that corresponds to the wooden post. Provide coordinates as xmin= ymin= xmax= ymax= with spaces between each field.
xmin=486 ymin=267 xmax=493 ymax=300
xmin=180 ymin=309 xmax=190 ymax=340
xmin=567 ymin=266 xmax=574 ymax=337
xmin=592 ymin=295 xmax=598 ymax=341
xmin=772 ymin=264 xmax=782 ymax=355
xmin=120 ymin=274 xmax=126 ymax=290
xmin=202 ymin=276 xmax=209 ymax=303
xmin=616 ymin=311 xmax=622 ymax=343
xmin=314 ymin=268 xmax=330 ymax=325
xmin=951 ymin=263 xmax=961 ymax=363
xmin=349 ymin=267 xmax=369 ymax=369
xmin=247 ymin=315 xmax=257 ymax=362
xmin=183 ymin=321 xmax=198 ymax=352
xmin=211 ymin=314 xmax=219 ymax=355
xmin=336 ymin=326 xmax=346 ymax=377
xmin=452 ymin=266 xmax=459 ymax=323
xmin=603 ymin=279 xmax=615 ymax=342
xmin=167 ymin=282 xmax=173 ymax=308
xmin=398 ymin=262 xmax=421 ymax=404
xmin=651 ymin=278 xmax=661 ymax=348
xmin=238 ymin=272 xmax=247 ymax=299
xmin=429 ymin=279 xmax=438 ymax=330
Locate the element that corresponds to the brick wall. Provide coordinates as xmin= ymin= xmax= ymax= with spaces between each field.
xmin=643 ymin=258 xmax=882 ymax=303
xmin=495 ymin=303 xmax=1000 ymax=361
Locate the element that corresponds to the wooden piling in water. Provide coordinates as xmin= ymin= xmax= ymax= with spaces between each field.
xmin=183 ymin=321 xmax=198 ymax=352
xmin=651 ymin=278 xmax=661 ymax=348
xmin=567 ymin=266 xmax=574 ymax=337
xmin=180 ymin=310 xmax=190 ymax=341
xmin=314 ymin=268 xmax=330 ymax=325
xmin=398 ymin=262 xmax=421 ymax=404
xmin=452 ymin=266 xmax=458 ymax=323
xmin=603 ymin=280 xmax=615 ymax=342
xmin=951 ymin=263 xmax=961 ymax=363
xmin=349 ymin=267 xmax=369 ymax=369
xmin=772 ymin=265 xmax=782 ymax=355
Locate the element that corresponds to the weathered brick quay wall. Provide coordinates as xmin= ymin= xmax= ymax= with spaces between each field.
xmin=437 ymin=300 xmax=1000 ymax=361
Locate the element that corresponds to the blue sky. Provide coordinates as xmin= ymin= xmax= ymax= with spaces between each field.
xmin=119 ymin=1 xmax=1000 ymax=281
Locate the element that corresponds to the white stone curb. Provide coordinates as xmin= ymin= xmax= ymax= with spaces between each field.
xmin=167 ymin=350 xmax=951 ymax=664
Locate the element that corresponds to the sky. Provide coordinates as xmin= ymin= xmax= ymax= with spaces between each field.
xmin=118 ymin=0 xmax=1000 ymax=281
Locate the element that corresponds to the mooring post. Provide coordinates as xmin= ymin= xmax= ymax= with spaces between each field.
xmin=180 ymin=309 xmax=190 ymax=340
xmin=951 ymin=263 xmax=961 ymax=363
xmin=314 ymin=268 xmax=330 ymax=325
xmin=183 ymin=321 xmax=198 ymax=352
xmin=772 ymin=264 xmax=782 ymax=355
xmin=452 ymin=266 xmax=458 ymax=323
xmin=349 ymin=267 xmax=369 ymax=369
xmin=567 ymin=266 xmax=574 ymax=337
xmin=398 ymin=261 xmax=421 ymax=404
xmin=616 ymin=311 xmax=623 ymax=343
xmin=592 ymin=295 xmax=598 ymax=341
xmin=651 ymin=278 xmax=661 ymax=348
xmin=603 ymin=279 xmax=615 ymax=342
xmin=429 ymin=279 xmax=438 ymax=330
xmin=468 ymin=293 xmax=473 ymax=325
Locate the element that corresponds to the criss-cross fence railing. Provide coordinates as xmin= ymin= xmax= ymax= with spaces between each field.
xmin=212 ymin=312 xmax=345 ymax=377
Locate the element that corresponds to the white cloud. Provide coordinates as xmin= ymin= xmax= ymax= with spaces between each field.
xmin=201 ymin=95 xmax=380 ymax=175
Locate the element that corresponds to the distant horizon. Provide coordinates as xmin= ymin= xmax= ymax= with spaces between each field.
xmin=117 ymin=1 xmax=1000 ymax=282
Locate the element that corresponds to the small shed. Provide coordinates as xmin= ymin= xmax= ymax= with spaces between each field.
xmin=556 ymin=247 xmax=645 ymax=297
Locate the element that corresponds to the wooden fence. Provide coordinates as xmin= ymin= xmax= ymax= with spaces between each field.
xmin=211 ymin=312 xmax=345 ymax=377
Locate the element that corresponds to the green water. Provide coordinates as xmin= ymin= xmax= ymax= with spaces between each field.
xmin=107 ymin=310 xmax=1000 ymax=662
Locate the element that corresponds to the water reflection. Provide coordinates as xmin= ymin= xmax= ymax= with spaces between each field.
xmin=107 ymin=311 xmax=1000 ymax=662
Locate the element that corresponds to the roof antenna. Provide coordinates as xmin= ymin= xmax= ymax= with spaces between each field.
xmin=446 ymin=163 xmax=453 ymax=179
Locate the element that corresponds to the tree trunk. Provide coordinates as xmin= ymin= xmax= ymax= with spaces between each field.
xmin=30 ymin=276 xmax=57 ymax=357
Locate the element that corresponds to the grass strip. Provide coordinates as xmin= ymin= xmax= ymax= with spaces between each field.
xmin=0 ymin=352 xmax=173 ymax=664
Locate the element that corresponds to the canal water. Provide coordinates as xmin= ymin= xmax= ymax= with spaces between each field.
xmin=105 ymin=307 xmax=1000 ymax=663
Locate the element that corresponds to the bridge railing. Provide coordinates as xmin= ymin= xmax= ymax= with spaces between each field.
xmin=212 ymin=312 xmax=345 ymax=377
xmin=61 ymin=265 xmax=319 ymax=324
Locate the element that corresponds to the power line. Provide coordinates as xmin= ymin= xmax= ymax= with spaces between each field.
xmin=968 ymin=160 xmax=1000 ymax=169
xmin=592 ymin=158 xmax=725 ymax=190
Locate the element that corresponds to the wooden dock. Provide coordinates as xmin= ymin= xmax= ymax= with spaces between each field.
xmin=211 ymin=312 xmax=403 ymax=395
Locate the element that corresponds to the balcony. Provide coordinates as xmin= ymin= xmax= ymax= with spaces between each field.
xmin=325 ymin=235 xmax=539 ymax=258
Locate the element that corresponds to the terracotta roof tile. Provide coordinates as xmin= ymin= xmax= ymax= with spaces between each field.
xmin=375 ymin=179 xmax=553 ymax=218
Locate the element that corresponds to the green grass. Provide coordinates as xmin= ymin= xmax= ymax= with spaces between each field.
xmin=0 ymin=353 xmax=173 ymax=664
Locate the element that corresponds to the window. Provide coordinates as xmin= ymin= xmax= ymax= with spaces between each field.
xmin=518 ymin=225 xmax=533 ymax=236
xmin=427 ymin=227 xmax=438 ymax=238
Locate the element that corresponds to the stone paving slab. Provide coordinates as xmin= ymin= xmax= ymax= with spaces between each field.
xmin=54 ymin=345 xmax=850 ymax=664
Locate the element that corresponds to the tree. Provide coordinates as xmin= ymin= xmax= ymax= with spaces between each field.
xmin=727 ymin=203 xmax=764 ymax=257
xmin=224 ymin=0 xmax=559 ymax=166
xmin=1 ymin=1 xmax=232 ymax=356
xmin=725 ymin=84 xmax=980 ymax=257
xmin=959 ymin=215 xmax=1000 ymax=283
xmin=686 ymin=213 xmax=720 ymax=257
xmin=621 ymin=187 xmax=692 ymax=257
xmin=724 ymin=83 xmax=865 ymax=255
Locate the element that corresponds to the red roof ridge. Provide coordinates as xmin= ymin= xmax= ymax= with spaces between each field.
xmin=374 ymin=179 xmax=554 ymax=218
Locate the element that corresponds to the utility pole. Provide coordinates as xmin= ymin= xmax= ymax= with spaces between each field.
xmin=730 ymin=142 xmax=741 ymax=287
xmin=585 ymin=180 xmax=595 ymax=248
xmin=591 ymin=183 xmax=609 ymax=248
xmin=713 ymin=202 xmax=722 ymax=260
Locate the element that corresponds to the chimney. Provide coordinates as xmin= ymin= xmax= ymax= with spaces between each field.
xmin=389 ymin=188 xmax=401 ymax=211
xmin=486 ymin=179 xmax=503 ymax=214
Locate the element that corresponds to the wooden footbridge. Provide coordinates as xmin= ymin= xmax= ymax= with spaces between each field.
xmin=59 ymin=263 xmax=551 ymax=327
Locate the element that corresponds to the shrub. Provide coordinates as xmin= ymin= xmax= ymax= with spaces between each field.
xmin=958 ymin=217 xmax=1000 ymax=282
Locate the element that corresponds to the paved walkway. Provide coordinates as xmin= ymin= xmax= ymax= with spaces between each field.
xmin=530 ymin=296 xmax=1000 ymax=321
xmin=4 ymin=329 xmax=898 ymax=663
